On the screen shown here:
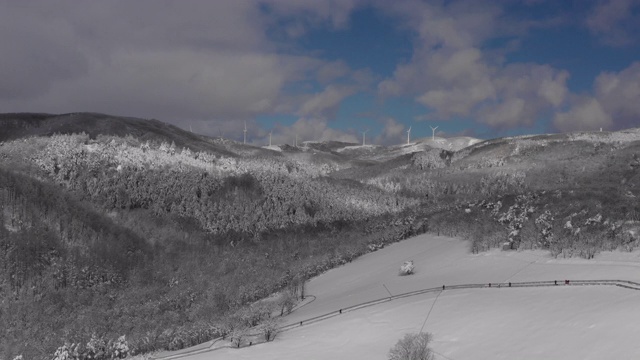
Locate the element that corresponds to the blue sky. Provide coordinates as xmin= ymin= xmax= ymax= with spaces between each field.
xmin=1 ymin=0 xmax=639 ymax=145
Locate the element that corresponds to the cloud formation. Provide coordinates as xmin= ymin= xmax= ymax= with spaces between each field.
xmin=586 ymin=0 xmax=640 ymax=46
xmin=378 ymin=0 xmax=569 ymax=129
xmin=0 ymin=0 xmax=637 ymax=143
xmin=297 ymin=85 xmax=358 ymax=119
xmin=555 ymin=62 xmax=640 ymax=131
xmin=554 ymin=97 xmax=612 ymax=132
xmin=0 ymin=1 xmax=366 ymax=124
xmin=375 ymin=118 xmax=406 ymax=145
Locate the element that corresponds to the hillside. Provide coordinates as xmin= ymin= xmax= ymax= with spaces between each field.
xmin=0 ymin=113 xmax=238 ymax=157
xmin=1 ymin=112 xmax=639 ymax=360
xmin=414 ymin=135 xmax=482 ymax=151
xmin=0 ymin=113 xmax=426 ymax=360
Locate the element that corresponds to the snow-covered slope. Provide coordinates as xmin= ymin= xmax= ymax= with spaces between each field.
xmin=201 ymin=286 xmax=640 ymax=360
xmin=185 ymin=234 xmax=640 ymax=360
xmin=415 ymin=136 xmax=482 ymax=151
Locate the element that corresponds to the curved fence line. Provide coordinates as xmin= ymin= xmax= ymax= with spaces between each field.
xmin=152 ymin=279 xmax=640 ymax=360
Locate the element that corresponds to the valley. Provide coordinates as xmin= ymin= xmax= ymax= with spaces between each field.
xmin=0 ymin=113 xmax=639 ymax=359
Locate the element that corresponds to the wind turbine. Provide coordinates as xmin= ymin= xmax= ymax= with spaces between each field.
xmin=362 ymin=129 xmax=370 ymax=146
xmin=430 ymin=126 xmax=439 ymax=141
xmin=243 ymin=121 xmax=247 ymax=144
xmin=406 ymin=126 xmax=412 ymax=145
xmin=268 ymin=131 xmax=272 ymax=147
xmin=295 ymin=134 xmax=298 ymax=147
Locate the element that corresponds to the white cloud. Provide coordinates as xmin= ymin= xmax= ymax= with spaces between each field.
xmin=37 ymin=50 xmax=299 ymax=120
xmin=586 ymin=0 xmax=640 ymax=46
xmin=263 ymin=0 xmax=366 ymax=30
xmin=594 ymin=62 xmax=640 ymax=127
xmin=478 ymin=64 xmax=569 ymax=128
xmin=0 ymin=0 xmax=366 ymax=132
xmin=378 ymin=0 xmax=569 ymax=129
xmin=378 ymin=0 xmax=501 ymax=50
xmin=316 ymin=60 xmax=351 ymax=84
xmin=553 ymin=61 xmax=640 ymax=132
xmin=297 ymin=85 xmax=357 ymax=119
xmin=374 ymin=118 xmax=406 ymax=145
xmin=553 ymin=98 xmax=612 ymax=132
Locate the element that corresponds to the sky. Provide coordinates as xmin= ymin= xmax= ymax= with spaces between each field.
xmin=1 ymin=0 xmax=640 ymax=145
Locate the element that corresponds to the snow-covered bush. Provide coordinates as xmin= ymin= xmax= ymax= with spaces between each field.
xmin=52 ymin=344 xmax=72 ymax=360
xmin=388 ymin=332 xmax=433 ymax=360
xmin=368 ymin=243 xmax=384 ymax=252
xmin=86 ymin=334 xmax=107 ymax=360
xmin=585 ymin=213 xmax=603 ymax=226
xmin=399 ymin=260 xmax=415 ymax=276
xmin=111 ymin=335 xmax=129 ymax=359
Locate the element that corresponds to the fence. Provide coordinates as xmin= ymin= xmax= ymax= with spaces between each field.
xmin=152 ymin=279 xmax=640 ymax=359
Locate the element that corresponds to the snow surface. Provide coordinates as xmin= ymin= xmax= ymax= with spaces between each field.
xmin=180 ymin=235 xmax=640 ymax=360
xmin=416 ymin=136 xmax=482 ymax=151
xmin=335 ymin=144 xmax=379 ymax=152
xmin=262 ymin=145 xmax=282 ymax=152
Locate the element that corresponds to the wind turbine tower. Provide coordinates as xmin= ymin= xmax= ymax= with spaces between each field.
xmin=269 ymin=131 xmax=272 ymax=147
xmin=430 ymin=126 xmax=439 ymax=141
xmin=243 ymin=121 xmax=247 ymax=144
xmin=362 ymin=129 xmax=369 ymax=146
xmin=406 ymin=126 xmax=412 ymax=145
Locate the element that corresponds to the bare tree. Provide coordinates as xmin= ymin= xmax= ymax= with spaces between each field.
xmin=260 ymin=318 xmax=280 ymax=342
xmin=229 ymin=327 xmax=249 ymax=348
xmin=388 ymin=332 xmax=434 ymax=360
xmin=278 ymin=292 xmax=296 ymax=316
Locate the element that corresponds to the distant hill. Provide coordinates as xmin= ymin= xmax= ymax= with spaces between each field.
xmin=0 ymin=112 xmax=239 ymax=156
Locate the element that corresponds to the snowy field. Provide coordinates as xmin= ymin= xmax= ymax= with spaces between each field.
xmin=178 ymin=235 xmax=640 ymax=360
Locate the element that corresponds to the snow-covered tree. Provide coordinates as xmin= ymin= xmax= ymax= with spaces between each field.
xmin=111 ymin=335 xmax=129 ymax=359
xmin=229 ymin=327 xmax=248 ymax=348
xmin=260 ymin=318 xmax=280 ymax=342
xmin=278 ymin=291 xmax=296 ymax=316
xmin=399 ymin=260 xmax=415 ymax=276
xmin=85 ymin=334 xmax=107 ymax=360
xmin=52 ymin=344 xmax=72 ymax=360
xmin=388 ymin=332 xmax=434 ymax=360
